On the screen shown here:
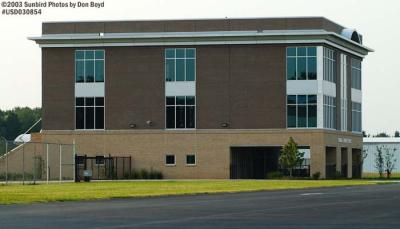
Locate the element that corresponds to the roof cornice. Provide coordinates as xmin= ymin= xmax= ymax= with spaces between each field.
xmin=29 ymin=29 xmax=373 ymax=56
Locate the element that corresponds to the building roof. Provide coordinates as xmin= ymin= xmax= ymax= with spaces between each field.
xmin=363 ymin=137 xmax=400 ymax=144
xmin=29 ymin=17 xmax=373 ymax=56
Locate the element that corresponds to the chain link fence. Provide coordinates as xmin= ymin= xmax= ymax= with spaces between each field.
xmin=0 ymin=139 xmax=75 ymax=184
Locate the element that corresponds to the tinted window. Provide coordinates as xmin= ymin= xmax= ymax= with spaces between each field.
xmin=186 ymin=106 xmax=195 ymax=128
xmin=297 ymin=105 xmax=307 ymax=127
xmin=166 ymin=106 xmax=175 ymax=129
xmin=176 ymin=59 xmax=185 ymax=81
xmin=186 ymin=155 xmax=196 ymax=165
xmin=186 ymin=59 xmax=195 ymax=81
xmin=76 ymin=107 xmax=84 ymax=129
xmin=286 ymin=58 xmax=296 ymax=80
xmin=287 ymin=105 xmax=296 ymax=128
xmin=85 ymin=107 xmax=94 ymax=129
xmin=85 ymin=60 xmax=94 ymax=82
xmin=297 ymin=57 xmax=307 ymax=80
xmin=95 ymin=60 xmax=104 ymax=82
xmin=165 ymin=155 xmax=175 ymax=165
xmin=308 ymin=57 xmax=317 ymax=80
xmin=165 ymin=59 xmax=175 ymax=81
xmin=95 ymin=107 xmax=104 ymax=129
xmin=176 ymin=106 xmax=185 ymax=128
xmin=75 ymin=61 xmax=84 ymax=82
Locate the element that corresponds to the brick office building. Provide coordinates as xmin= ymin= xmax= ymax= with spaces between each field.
xmin=29 ymin=17 xmax=372 ymax=179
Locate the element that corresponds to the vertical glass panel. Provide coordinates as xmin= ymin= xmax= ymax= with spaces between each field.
xmin=287 ymin=95 xmax=296 ymax=104
xmin=307 ymin=47 xmax=316 ymax=56
xmin=166 ymin=96 xmax=175 ymax=105
xmin=186 ymin=96 xmax=195 ymax=105
xmin=166 ymin=106 xmax=175 ymax=128
xmin=95 ymin=97 xmax=104 ymax=106
xmin=307 ymin=95 xmax=317 ymax=104
xmin=308 ymin=57 xmax=317 ymax=80
xmin=75 ymin=61 xmax=85 ymax=83
xmin=176 ymin=59 xmax=185 ymax=81
xmin=165 ymin=59 xmax=175 ymax=82
xmin=297 ymin=105 xmax=307 ymax=127
xmin=76 ymin=97 xmax=84 ymax=106
xmin=176 ymin=96 xmax=185 ymax=105
xmin=85 ymin=97 xmax=94 ymax=106
xmin=85 ymin=51 xmax=94 ymax=59
xmin=286 ymin=57 xmax=296 ymax=80
xmin=286 ymin=47 xmax=296 ymax=56
xmin=308 ymin=105 xmax=317 ymax=127
xmin=85 ymin=107 xmax=94 ymax=129
xmin=75 ymin=51 xmax=84 ymax=60
xmin=297 ymin=95 xmax=307 ymax=104
xmin=287 ymin=105 xmax=296 ymax=128
xmin=297 ymin=47 xmax=307 ymax=56
xmin=185 ymin=59 xmax=195 ymax=81
xmin=95 ymin=60 xmax=104 ymax=82
xmin=95 ymin=50 xmax=104 ymax=59
xmin=297 ymin=57 xmax=307 ymax=80
xmin=176 ymin=49 xmax=185 ymax=58
xmin=95 ymin=107 xmax=104 ymax=129
xmin=186 ymin=48 xmax=195 ymax=58
xmin=165 ymin=49 xmax=175 ymax=58
xmin=85 ymin=60 xmax=95 ymax=82
xmin=76 ymin=107 xmax=84 ymax=129
xmin=186 ymin=106 xmax=195 ymax=128
xmin=176 ymin=106 xmax=185 ymax=128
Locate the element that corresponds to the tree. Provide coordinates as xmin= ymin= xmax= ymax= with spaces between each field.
xmin=374 ymin=146 xmax=385 ymax=178
xmin=279 ymin=137 xmax=304 ymax=177
xmin=383 ymin=147 xmax=397 ymax=178
xmin=374 ymin=132 xmax=390 ymax=137
xmin=362 ymin=131 xmax=367 ymax=137
xmin=395 ymin=131 xmax=400 ymax=138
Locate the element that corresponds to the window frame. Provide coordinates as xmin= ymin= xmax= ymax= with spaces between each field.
xmin=75 ymin=97 xmax=105 ymax=130
xmin=351 ymin=102 xmax=362 ymax=133
xmin=164 ymin=48 xmax=196 ymax=82
xmin=286 ymin=94 xmax=318 ymax=129
xmin=186 ymin=154 xmax=196 ymax=166
xmin=323 ymin=95 xmax=337 ymax=130
xmin=165 ymin=96 xmax=196 ymax=130
xmin=323 ymin=47 xmax=336 ymax=83
xmin=286 ymin=46 xmax=317 ymax=81
xmin=351 ymin=58 xmax=362 ymax=90
xmin=165 ymin=154 xmax=176 ymax=166
xmin=75 ymin=50 xmax=105 ymax=83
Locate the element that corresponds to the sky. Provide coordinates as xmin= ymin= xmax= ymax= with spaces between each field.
xmin=0 ymin=0 xmax=399 ymax=135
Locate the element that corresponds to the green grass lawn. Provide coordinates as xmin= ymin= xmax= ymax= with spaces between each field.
xmin=0 ymin=180 xmax=391 ymax=205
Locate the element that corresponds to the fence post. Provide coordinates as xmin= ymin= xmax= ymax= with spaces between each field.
xmin=33 ymin=143 xmax=36 ymax=184
xmin=59 ymin=145 xmax=62 ymax=183
xmin=5 ymin=140 xmax=8 ymax=184
xmin=22 ymin=144 xmax=25 ymax=185
xmin=46 ymin=144 xmax=49 ymax=184
xmin=72 ymin=140 xmax=76 ymax=182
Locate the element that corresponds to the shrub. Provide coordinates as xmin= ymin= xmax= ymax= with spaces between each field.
xmin=140 ymin=169 xmax=149 ymax=179
xmin=266 ymin=171 xmax=284 ymax=179
xmin=312 ymin=172 xmax=321 ymax=180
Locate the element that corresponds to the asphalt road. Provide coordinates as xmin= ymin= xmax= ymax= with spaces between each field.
xmin=1 ymin=183 xmax=400 ymax=229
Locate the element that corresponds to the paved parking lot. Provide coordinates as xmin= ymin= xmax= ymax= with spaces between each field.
xmin=1 ymin=183 xmax=399 ymax=228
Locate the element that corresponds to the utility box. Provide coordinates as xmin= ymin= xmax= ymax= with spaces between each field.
xmin=83 ymin=170 xmax=92 ymax=182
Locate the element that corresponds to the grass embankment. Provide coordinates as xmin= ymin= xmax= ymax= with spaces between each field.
xmin=0 ymin=180 xmax=390 ymax=205
xmin=362 ymin=172 xmax=400 ymax=179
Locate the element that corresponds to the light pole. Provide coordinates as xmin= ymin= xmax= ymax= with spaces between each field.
xmin=1 ymin=136 xmax=8 ymax=184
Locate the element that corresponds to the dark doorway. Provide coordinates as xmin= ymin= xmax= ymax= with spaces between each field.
xmin=230 ymin=147 xmax=280 ymax=179
xmin=75 ymin=155 xmax=132 ymax=181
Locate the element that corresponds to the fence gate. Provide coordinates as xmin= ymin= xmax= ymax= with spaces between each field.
xmin=75 ymin=155 xmax=131 ymax=181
